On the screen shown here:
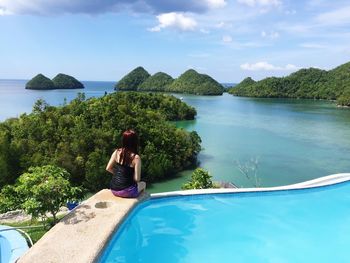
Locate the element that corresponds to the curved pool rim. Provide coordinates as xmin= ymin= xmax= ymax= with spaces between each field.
xmin=0 ymin=225 xmax=29 ymax=263
xmin=150 ymin=173 xmax=350 ymax=199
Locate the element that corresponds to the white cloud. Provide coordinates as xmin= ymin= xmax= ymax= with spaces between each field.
xmin=149 ymin=12 xmax=197 ymax=32
xmin=261 ymin=30 xmax=279 ymax=39
xmin=200 ymin=28 xmax=211 ymax=34
xmin=206 ymin=0 xmax=227 ymax=9
xmin=237 ymin=0 xmax=281 ymax=7
xmin=316 ymin=6 xmax=350 ymax=26
xmin=241 ymin=61 xmax=299 ymax=71
xmin=222 ymin=35 xmax=233 ymax=43
xmin=299 ymin=43 xmax=327 ymax=49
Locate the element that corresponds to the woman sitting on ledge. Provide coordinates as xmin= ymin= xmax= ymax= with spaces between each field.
xmin=106 ymin=129 xmax=146 ymax=198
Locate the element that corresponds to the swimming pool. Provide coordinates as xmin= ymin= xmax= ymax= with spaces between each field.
xmin=99 ymin=175 xmax=350 ymax=262
xmin=0 ymin=225 xmax=29 ymax=263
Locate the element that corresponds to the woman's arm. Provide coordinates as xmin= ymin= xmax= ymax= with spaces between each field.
xmin=133 ymin=155 xmax=141 ymax=182
xmin=106 ymin=151 xmax=117 ymax=174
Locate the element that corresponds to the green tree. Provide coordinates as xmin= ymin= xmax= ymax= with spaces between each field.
xmin=182 ymin=168 xmax=213 ymax=190
xmin=15 ymin=165 xmax=84 ymax=225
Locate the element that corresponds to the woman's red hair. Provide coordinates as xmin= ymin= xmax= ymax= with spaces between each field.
xmin=119 ymin=130 xmax=139 ymax=166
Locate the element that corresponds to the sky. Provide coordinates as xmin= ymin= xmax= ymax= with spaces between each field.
xmin=0 ymin=0 xmax=350 ymax=82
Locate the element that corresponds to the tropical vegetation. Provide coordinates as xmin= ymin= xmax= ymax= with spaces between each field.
xmin=52 ymin=73 xmax=84 ymax=89
xmin=138 ymin=72 xmax=174 ymax=91
xmin=229 ymin=61 xmax=350 ymax=106
xmin=182 ymin=168 xmax=213 ymax=190
xmin=0 ymin=165 xmax=84 ymax=225
xmin=0 ymin=92 xmax=201 ymax=198
xmin=25 ymin=74 xmax=55 ymax=90
xmin=26 ymin=73 xmax=84 ymax=90
xmin=115 ymin=67 xmax=224 ymax=95
xmin=166 ymin=69 xmax=224 ymax=95
xmin=115 ymin=66 xmax=150 ymax=91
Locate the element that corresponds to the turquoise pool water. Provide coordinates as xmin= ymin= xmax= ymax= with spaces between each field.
xmin=99 ymin=181 xmax=350 ymax=262
xmin=0 ymin=225 xmax=29 ymax=263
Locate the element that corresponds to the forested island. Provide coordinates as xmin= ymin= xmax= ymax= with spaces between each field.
xmin=26 ymin=73 xmax=84 ymax=90
xmin=229 ymin=61 xmax=350 ymax=106
xmin=115 ymin=67 xmax=224 ymax=95
xmin=0 ymin=92 xmax=200 ymax=207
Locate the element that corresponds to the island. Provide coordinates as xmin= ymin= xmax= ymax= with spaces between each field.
xmin=52 ymin=73 xmax=84 ymax=89
xmin=115 ymin=67 xmax=224 ymax=95
xmin=138 ymin=72 xmax=174 ymax=91
xmin=115 ymin=66 xmax=150 ymax=91
xmin=229 ymin=61 xmax=350 ymax=106
xmin=166 ymin=69 xmax=224 ymax=95
xmin=25 ymin=74 xmax=55 ymax=90
xmin=26 ymin=73 xmax=84 ymax=90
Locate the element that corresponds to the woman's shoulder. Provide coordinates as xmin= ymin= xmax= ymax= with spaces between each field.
xmin=133 ymin=154 xmax=141 ymax=161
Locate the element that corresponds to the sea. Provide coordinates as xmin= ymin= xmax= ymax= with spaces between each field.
xmin=1 ymin=80 xmax=350 ymax=193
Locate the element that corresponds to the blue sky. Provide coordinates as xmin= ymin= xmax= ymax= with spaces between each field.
xmin=0 ymin=0 xmax=350 ymax=82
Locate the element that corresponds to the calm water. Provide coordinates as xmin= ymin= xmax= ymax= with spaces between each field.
xmin=0 ymin=79 xmax=115 ymax=120
xmin=99 ymin=181 xmax=350 ymax=263
xmin=1 ymin=80 xmax=350 ymax=191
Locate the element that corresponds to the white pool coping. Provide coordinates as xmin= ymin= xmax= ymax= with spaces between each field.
xmin=151 ymin=173 xmax=350 ymax=198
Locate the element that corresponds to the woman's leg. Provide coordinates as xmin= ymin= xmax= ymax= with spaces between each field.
xmin=137 ymin=181 xmax=146 ymax=193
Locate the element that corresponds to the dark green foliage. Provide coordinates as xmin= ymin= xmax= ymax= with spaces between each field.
xmin=0 ymin=92 xmax=200 ymax=192
xmin=182 ymin=168 xmax=213 ymax=190
xmin=138 ymin=72 xmax=174 ymax=91
xmin=167 ymin=69 xmax=224 ymax=95
xmin=52 ymin=73 xmax=84 ymax=89
xmin=25 ymin=74 xmax=55 ymax=90
xmin=229 ymin=61 xmax=350 ymax=105
xmin=115 ymin=67 xmax=151 ymax=91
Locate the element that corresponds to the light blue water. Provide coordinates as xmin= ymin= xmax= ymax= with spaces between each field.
xmin=99 ymin=181 xmax=350 ymax=263
xmin=0 ymin=79 xmax=115 ymax=120
xmin=0 ymin=225 xmax=29 ymax=263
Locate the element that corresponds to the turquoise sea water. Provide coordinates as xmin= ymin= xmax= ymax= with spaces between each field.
xmin=1 ymin=80 xmax=350 ymax=190
xmin=99 ymin=181 xmax=350 ymax=263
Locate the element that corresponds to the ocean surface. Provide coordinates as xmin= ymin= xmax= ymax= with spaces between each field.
xmin=1 ymin=80 xmax=350 ymax=192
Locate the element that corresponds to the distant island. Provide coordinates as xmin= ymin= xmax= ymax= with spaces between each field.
xmin=229 ymin=61 xmax=350 ymax=106
xmin=115 ymin=67 xmax=224 ymax=95
xmin=26 ymin=73 xmax=84 ymax=90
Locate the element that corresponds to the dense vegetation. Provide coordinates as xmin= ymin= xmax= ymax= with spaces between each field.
xmin=0 ymin=92 xmax=201 ymax=194
xmin=167 ymin=69 xmax=224 ymax=95
xmin=115 ymin=67 xmax=150 ymax=91
xmin=52 ymin=73 xmax=84 ymax=89
xmin=115 ymin=67 xmax=224 ymax=95
xmin=182 ymin=168 xmax=213 ymax=190
xmin=229 ymin=61 xmax=350 ymax=106
xmin=25 ymin=74 xmax=55 ymax=90
xmin=0 ymin=165 xmax=83 ymax=224
xmin=138 ymin=72 xmax=174 ymax=91
xmin=26 ymin=73 xmax=84 ymax=90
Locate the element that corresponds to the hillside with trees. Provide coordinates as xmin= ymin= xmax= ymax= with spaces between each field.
xmin=115 ymin=66 xmax=150 ymax=91
xmin=115 ymin=67 xmax=224 ymax=95
xmin=229 ymin=61 xmax=350 ymax=106
xmin=52 ymin=73 xmax=84 ymax=89
xmin=0 ymin=92 xmax=201 ymax=195
xmin=25 ymin=74 xmax=55 ymax=90
xmin=167 ymin=69 xmax=224 ymax=95
xmin=26 ymin=73 xmax=84 ymax=90
xmin=138 ymin=72 xmax=174 ymax=91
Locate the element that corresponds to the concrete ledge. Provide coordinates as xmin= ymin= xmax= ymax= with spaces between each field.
xmin=18 ymin=190 xmax=149 ymax=263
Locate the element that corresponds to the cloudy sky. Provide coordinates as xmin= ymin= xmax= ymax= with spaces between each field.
xmin=1 ymin=0 xmax=350 ymax=82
